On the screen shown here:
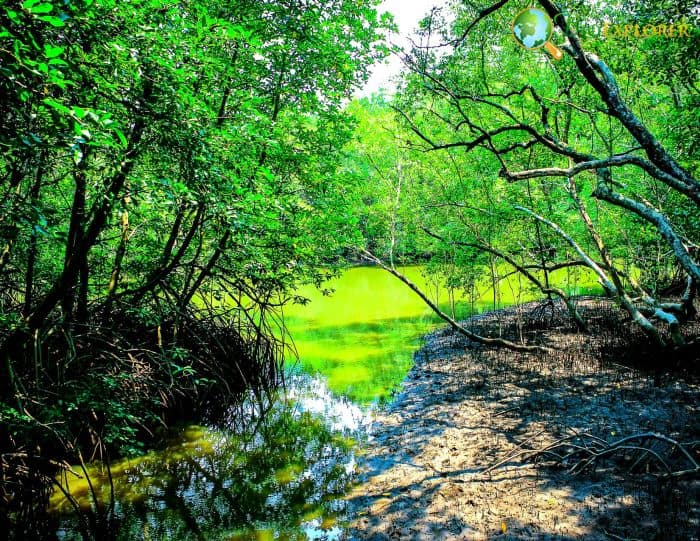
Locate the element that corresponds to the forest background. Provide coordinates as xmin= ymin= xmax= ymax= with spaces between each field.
xmin=0 ymin=0 xmax=698 ymax=527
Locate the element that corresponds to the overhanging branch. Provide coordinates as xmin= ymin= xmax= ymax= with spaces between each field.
xmin=357 ymin=247 xmax=551 ymax=354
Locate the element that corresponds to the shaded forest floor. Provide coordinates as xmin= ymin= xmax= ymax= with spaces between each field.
xmin=347 ymin=298 xmax=699 ymax=540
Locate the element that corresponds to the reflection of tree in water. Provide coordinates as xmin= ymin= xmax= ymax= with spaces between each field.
xmin=54 ymin=399 xmax=356 ymax=540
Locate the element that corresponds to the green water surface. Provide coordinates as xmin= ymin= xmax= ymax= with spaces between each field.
xmin=283 ymin=266 xmax=462 ymax=404
xmin=47 ymin=264 xmax=598 ymax=540
xmin=283 ymin=265 xmax=597 ymax=404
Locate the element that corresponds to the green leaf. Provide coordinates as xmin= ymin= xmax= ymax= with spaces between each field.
xmin=36 ymin=15 xmax=64 ymax=27
xmin=71 ymin=106 xmax=87 ymax=119
xmin=44 ymin=44 xmax=64 ymax=58
xmin=29 ymin=3 xmax=53 ymax=14
xmin=49 ymin=73 xmax=70 ymax=88
xmin=42 ymin=97 xmax=70 ymax=114
xmin=112 ymin=127 xmax=127 ymax=148
xmin=22 ymin=0 xmax=41 ymax=9
xmin=5 ymin=9 xmax=20 ymax=23
xmin=225 ymin=24 xmax=248 ymax=40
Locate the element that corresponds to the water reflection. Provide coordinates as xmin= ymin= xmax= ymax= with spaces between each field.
xmin=49 ymin=266 xmax=599 ymax=539
xmin=51 ymin=373 xmax=371 ymax=540
xmin=285 ymin=370 xmax=374 ymax=434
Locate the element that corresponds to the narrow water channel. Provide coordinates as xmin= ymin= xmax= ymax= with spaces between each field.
xmin=49 ymin=266 xmax=596 ymax=539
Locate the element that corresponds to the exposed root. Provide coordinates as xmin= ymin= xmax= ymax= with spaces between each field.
xmin=483 ymin=429 xmax=700 ymax=479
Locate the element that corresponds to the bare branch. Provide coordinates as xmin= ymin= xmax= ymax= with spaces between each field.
xmin=514 ymin=206 xmax=615 ymax=294
xmin=420 ymin=227 xmax=588 ymax=331
xmin=450 ymin=0 xmax=512 ymax=48
xmin=539 ymin=0 xmax=699 ymax=192
xmin=503 ymin=153 xmax=700 ymax=206
xmin=357 ymin=247 xmax=551 ymax=354
xmin=593 ymin=181 xmax=700 ymax=284
xmin=484 ymin=430 xmax=699 ymax=479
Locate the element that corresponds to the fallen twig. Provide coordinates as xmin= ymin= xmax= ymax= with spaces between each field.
xmin=482 ymin=430 xmax=699 ymax=478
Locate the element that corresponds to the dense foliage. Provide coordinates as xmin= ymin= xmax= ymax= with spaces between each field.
xmin=1 ymin=0 xmax=699 ymax=535
xmin=345 ymin=0 xmax=699 ymax=347
xmin=0 ymin=0 xmax=389 ymax=525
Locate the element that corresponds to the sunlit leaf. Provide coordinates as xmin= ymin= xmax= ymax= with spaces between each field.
xmin=112 ymin=127 xmax=127 ymax=148
xmin=28 ymin=2 xmax=53 ymax=14
xmin=36 ymin=15 xmax=64 ymax=26
xmin=44 ymin=44 xmax=64 ymax=58
xmin=42 ymin=97 xmax=70 ymax=114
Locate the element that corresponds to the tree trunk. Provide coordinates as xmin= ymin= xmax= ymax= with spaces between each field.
xmin=62 ymin=146 xmax=90 ymax=322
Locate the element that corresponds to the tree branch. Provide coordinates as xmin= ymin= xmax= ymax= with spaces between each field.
xmin=593 ymin=181 xmax=700 ymax=284
xmin=357 ymin=247 xmax=550 ymax=354
xmin=420 ymin=227 xmax=589 ymax=331
xmin=539 ymin=0 xmax=699 ymax=192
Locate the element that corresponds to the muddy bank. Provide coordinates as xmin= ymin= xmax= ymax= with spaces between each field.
xmin=347 ymin=298 xmax=699 ymax=540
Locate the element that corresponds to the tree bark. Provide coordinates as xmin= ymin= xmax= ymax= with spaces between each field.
xmin=102 ymin=203 xmax=131 ymax=318
xmin=62 ymin=147 xmax=89 ymax=322
xmin=23 ymin=151 xmax=47 ymax=318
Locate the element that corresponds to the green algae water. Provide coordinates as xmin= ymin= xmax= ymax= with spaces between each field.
xmin=282 ymin=266 xmax=469 ymax=404
xmin=283 ymin=265 xmax=598 ymax=404
xmin=48 ymin=265 xmax=598 ymax=540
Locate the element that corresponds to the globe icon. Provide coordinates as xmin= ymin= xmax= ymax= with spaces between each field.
xmin=512 ymin=7 xmax=562 ymax=60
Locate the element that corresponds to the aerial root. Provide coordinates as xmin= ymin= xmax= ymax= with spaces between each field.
xmin=482 ymin=430 xmax=700 ymax=478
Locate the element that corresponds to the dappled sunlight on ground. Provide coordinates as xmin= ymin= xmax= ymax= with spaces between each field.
xmin=347 ymin=299 xmax=699 ymax=540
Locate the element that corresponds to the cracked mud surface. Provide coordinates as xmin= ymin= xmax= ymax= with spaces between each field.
xmin=346 ymin=299 xmax=699 ymax=540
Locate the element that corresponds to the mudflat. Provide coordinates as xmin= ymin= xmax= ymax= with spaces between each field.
xmin=347 ymin=299 xmax=699 ymax=540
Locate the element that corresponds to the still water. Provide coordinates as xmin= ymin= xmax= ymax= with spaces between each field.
xmin=50 ymin=266 xmax=596 ymax=539
xmin=50 ymin=373 xmax=368 ymax=540
xmin=283 ymin=266 xmax=473 ymax=405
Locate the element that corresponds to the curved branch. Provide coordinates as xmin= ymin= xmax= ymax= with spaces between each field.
xmin=450 ymin=0 xmax=512 ymax=48
xmin=539 ymin=0 xmax=699 ymax=192
xmin=593 ymin=182 xmax=700 ymax=284
xmin=357 ymin=247 xmax=550 ymax=353
xmin=515 ymin=205 xmax=670 ymax=347
xmin=420 ymin=227 xmax=589 ymax=331
xmin=503 ymin=156 xmax=700 ymax=205
xmin=514 ymin=206 xmax=616 ymax=294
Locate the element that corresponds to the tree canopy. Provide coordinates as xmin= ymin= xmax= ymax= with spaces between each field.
xmin=345 ymin=0 xmax=699 ymax=349
xmin=0 ymin=0 xmax=391 ymax=397
xmin=1 ymin=0 xmax=699 ymax=533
